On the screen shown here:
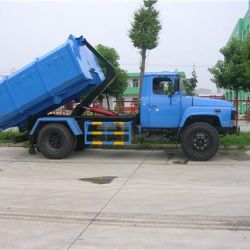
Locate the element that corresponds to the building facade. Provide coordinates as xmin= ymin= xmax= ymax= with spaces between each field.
xmin=229 ymin=1 xmax=250 ymax=41
xmin=122 ymin=72 xmax=140 ymax=111
xmin=225 ymin=0 xmax=250 ymax=114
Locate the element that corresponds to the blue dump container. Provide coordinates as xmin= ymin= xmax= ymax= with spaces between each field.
xmin=0 ymin=35 xmax=105 ymax=130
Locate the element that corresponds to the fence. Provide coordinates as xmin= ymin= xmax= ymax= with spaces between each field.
xmin=113 ymin=100 xmax=139 ymax=114
xmin=227 ymin=99 xmax=250 ymax=121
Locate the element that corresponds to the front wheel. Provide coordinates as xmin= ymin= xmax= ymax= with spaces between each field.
xmin=37 ymin=123 xmax=75 ymax=159
xmin=181 ymin=122 xmax=219 ymax=161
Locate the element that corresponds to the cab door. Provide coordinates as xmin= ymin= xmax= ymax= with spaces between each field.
xmin=149 ymin=77 xmax=181 ymax=128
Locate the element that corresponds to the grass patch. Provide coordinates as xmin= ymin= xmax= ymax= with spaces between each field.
xmin=0 ymin=131 xmax=21 ymax=143
xmin=220 ymin=132 xmax=250 ymax=148
xmin=0 ymin=131 xmax=29 ymax=147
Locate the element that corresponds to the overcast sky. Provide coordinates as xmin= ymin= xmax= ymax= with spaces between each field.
xmin=0 ymin=0 xmax=248 ymax=91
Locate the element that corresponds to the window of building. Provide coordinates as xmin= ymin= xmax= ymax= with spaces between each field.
xmin=132 ymin=78 xmax=139 ymax=88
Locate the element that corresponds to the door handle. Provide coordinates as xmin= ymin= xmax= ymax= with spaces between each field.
xmin=150 ymin=105 xmax=158 ymax=109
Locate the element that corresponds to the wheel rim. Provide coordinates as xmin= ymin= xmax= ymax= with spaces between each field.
xmin=191 ymin=132 xmax=210 ymax=152
xmin=48 ymin=132 xmax=64 ymax=149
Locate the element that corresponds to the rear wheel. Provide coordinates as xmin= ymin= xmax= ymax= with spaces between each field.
xmin=181 ymin=122 xmax=219 ymax=161
xmin=37 ymin=123 xmax=75 ymax=159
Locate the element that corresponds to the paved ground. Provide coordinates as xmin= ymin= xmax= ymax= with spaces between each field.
xmin=0 ymin=147 xmax=250 ymax=249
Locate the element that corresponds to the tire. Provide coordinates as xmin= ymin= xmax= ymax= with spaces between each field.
xmin=181 ymin=122 xmax=219 ymax=161
xmin=37 ymin=123 xmax=75 ymax=159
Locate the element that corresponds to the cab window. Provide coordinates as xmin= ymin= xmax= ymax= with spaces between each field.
xmin=153 ymin=78 xmax=174 ymax=95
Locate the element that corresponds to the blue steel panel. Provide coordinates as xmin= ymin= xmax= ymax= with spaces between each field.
xmin=30 ymin=117 xmax=82 ymax=136
xmin=84 ymin=121 xmax=89 ymax=145
xmin=179 ymin=106 xmax=234 ymax=128
xmin=0 ymin=35 xmax=105 ymax=130
xmin=128 ymin=120 xmax=132 ymax=144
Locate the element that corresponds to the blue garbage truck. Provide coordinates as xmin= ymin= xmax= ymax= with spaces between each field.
xmin=0 ymin=35 xmax=237 ymax=160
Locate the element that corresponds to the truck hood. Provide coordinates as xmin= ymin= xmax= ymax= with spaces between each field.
xmin=193 ymin=97 xmax=233 ymax=108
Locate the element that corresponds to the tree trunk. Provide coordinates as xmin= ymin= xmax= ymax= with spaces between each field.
xmin=234 ymin=88 xmax=239 ymax=128
xmin=106 ymin=93 xmax=110 ymax=110
xmin=139 ymin=48 xmax=147 ymax=97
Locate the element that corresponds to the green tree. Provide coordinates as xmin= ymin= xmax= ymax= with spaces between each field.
xmin=95 ymin=44 xmax=128 ymax=108
xmin=189 ymin=67 xmax=198 ymax=92
xmin=209 ymin=38 xmax=250 ymax=125
xmin=241 ymin=36 xmax=250 ymax=82
xmin=182 ymin=67 xmax=198 ymax=95
xmin=182 ymin=79 xmax=193 ymax=96
xmin=129 ymin=0 xmax=161 ymax=95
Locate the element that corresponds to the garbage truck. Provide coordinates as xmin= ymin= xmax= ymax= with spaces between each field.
xmin=0 ymin=35 xmax=237 ymax=161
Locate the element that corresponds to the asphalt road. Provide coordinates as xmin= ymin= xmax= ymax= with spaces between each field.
xmin=0 ymin=147 xmax=250 ymax=249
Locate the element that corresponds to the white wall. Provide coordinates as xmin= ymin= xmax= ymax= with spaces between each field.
xmin=127 ymin=77 xmax=139 ymax=88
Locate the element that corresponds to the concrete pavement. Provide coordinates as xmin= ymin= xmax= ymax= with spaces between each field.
xmin=0 ymin=147 xmax=250 ymax=249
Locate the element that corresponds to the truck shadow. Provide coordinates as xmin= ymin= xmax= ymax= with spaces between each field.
xmin=165 ymin=150 xmax=189 ymax=165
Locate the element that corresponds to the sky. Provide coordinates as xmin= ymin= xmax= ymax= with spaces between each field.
xmin=0 ymin=0 xmax=248 ymax=91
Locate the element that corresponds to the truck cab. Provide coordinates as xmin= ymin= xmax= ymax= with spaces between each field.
xmin=140 ymin=72 xmax=237 ymax=160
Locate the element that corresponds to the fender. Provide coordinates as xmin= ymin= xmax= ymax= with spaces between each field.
xmin=30 ymin=117 xmax=83 ymax=136
xmin=180 ymin=106 xmax=232 ymax=128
